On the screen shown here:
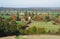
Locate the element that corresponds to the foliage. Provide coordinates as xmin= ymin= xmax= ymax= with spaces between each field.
xmin=56 ymin=28 xmax=60 ymax=34
xmin=34 ymin=15 xmax=42 ymax=21
xmin=0 ymin=16 xmax=28 ymax=36
xmin=23 ymin=26 xmax=46 ymax=34
xmin=0 ymin=13 xmax=60 ymax=36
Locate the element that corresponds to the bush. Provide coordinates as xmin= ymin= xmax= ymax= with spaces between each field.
xmin=34 ymin=15 xmax=42 ymax=21
xmin=28 ymin=26 xmax=36 ymax=34
xmin=36 ymin=27 xmax=46 ymax=34
xmin=24 ymin=26 xmax=46 ymax=34
xmin=48 ymin=30 xmax=52 ymax=34
xmin=38 ymin=28 xmax=46 ymax=34
xmin=56 ymin=29 xmax=60 ymax=34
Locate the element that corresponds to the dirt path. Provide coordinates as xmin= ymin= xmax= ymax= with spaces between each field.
xmin=21 ymin=35 xmax=60 ymax=39
xmin=0 ymin=35 xmax=60 ymax=39
xmin=0 ymin=36 xmax=15 ymax=39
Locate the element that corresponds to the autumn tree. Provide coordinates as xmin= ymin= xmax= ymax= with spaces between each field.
xmin=11 ymin=14 xmax=17 ymax=20
xmin=34 ymin=15 xmax=42 ymax=21
xmin=42 ymin=13 xmax=51 ymax=22
xmin=9 ymin=20 xmax=17 ymax=34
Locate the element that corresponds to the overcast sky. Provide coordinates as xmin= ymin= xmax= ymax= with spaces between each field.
xmin=0 ymin=0 xmax=60 ymax=8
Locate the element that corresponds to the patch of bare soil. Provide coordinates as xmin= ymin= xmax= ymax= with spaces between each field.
xmin=0 ymin=36 xmax=15 ymax=39
xmin=0 ymin=35 xmax=60 ymax=39
xmin=21 ymin=35 xmax=60 ymax=39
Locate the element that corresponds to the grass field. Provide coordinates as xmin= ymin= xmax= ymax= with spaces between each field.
xmin=29 ymin=21 xmax=60 ymax=32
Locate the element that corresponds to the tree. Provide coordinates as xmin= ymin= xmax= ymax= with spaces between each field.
xmin=5 ymin=13 xmax=10 ymax=16
xmin=34 ymin=15 xmax=42 ymax=21
xmin=24 ymin=10 xmax=29 ymax=21
xmin=1 ymin=14 xmax=4 ymax=16
xmin=0 ymin=16 xmax=5 ymax=36
xmin=11 ymin=14 xmax=17 ymax=20
xmin=24 ymin=10 xmax=28 ymax=17
xmin=56 ymin=14 xmax=60 ymax=18
xmin=3 ymin=19 xmax=10 ymax=35
xmin=9 ymin=20 xmax=17 ymax=35
xmin=17 ymin=11 xmax=20 ymax=21
xmin=42 ymin=13 xmax=51 ymax=22
xmin=31 ymin=12 xmax=34 ymax=20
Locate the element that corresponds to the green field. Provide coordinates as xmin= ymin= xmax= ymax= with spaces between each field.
xmin=29 ymin=21 xmax=60 ymax=32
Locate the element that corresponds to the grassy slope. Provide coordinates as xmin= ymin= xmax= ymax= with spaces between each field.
xmin=29 ymin=21 xmax=60 ymax=32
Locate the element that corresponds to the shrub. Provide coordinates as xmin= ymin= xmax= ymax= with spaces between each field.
xmin=26 ymin=26 xmax=46 ymax=34
xmin=48 ymin=30 xmax=51 ymax=34
xmin=34 ymin=15 xmax=42 ymax=21
xmin=17 ymin=24 xmax=28 ymax=35
xmin=28 ymin=26 xmax=36 ymax=34
xmin=36 ymin=27 xmax=46 ymax=34
xmin=56 ymin=29 xmax=60 ymax=34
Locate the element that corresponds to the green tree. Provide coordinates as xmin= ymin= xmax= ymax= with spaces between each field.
xmin=24 ymin=10 xmax=28 ymax=17
xmin=31 ymin=12 xmax=34 ymax=19
xmin=17 ymin=11 xmax=19 ymax=21
xmin=0 ymin=16 xmax=5 ymax=36
xmin=3 ymin=19 xmax=10 ymax=35
xmin=9 ymin=20 xmax=17 ymax=35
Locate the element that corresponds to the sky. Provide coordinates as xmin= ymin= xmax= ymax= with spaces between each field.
xmin=0 ymin=0 xmax=60 ymax=8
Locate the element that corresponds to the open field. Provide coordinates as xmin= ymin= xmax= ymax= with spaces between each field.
xmin=0 ymin=35 xmax=60 ymax=39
